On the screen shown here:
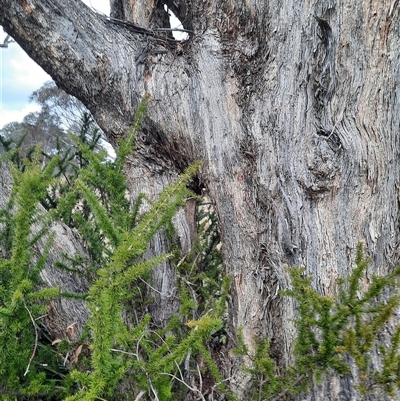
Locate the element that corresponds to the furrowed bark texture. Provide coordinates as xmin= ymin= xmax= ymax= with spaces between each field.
xmin=0 ymin=144 xmax=89 ymax=341
xmin=1 ymin=0 xmax=400 ymax=399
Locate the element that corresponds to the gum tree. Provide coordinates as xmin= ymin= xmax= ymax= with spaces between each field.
xmin=1 ymin=0 xmax=400 ymax=399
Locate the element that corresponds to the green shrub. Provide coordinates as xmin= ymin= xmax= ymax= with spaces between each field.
xmin=245 ymin=245 xmax=400 ymax=400
xmin=0 ymin=101 xmax=227 ymax=400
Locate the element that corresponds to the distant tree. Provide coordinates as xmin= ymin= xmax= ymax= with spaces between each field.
xmin=0 ymin=110 xmax=65 ymax=155
xmin=1 ymin=81 xmax=111 ymax=157
xmin=30 ymin=81 xmax=104 ymax=137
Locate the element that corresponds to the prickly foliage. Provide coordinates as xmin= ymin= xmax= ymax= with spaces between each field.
xmin=246 ymin=244 xmax=400 ymax=400
xmin=0 ymin=102 xmax=228 ymax=401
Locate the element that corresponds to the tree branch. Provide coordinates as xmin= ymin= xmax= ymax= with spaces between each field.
xmin=0 ymin=0 xmax=147 ymax=138
xmin=0 ymin=34 xmax=13 ymax=48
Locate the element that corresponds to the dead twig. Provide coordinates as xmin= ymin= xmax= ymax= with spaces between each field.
xmin=23 ymin=301 xmax=39 ymax=376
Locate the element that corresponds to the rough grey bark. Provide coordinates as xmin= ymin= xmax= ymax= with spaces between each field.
xmin=0 ymin=143 xmax=89 ymax=341
xmin=1 ymin=0 xmax=400 ymax=399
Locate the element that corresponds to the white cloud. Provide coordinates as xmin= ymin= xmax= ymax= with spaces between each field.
xmin=0 ymin=103 xmax=41 ymax=128
xmin=83 ymin=0 xmax=110 ymax=15
xmin=0 ymin=43 xmax=51 ymax=128
xmin=8 ymin=51 xmax=51 ymax=90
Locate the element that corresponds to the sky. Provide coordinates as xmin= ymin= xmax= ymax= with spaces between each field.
xmin=0 ymin=0 xmax=111 ymax=129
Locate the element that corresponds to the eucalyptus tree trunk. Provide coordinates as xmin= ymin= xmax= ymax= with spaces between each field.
xmin=1 ymin=0 xmax=400 ymax=399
